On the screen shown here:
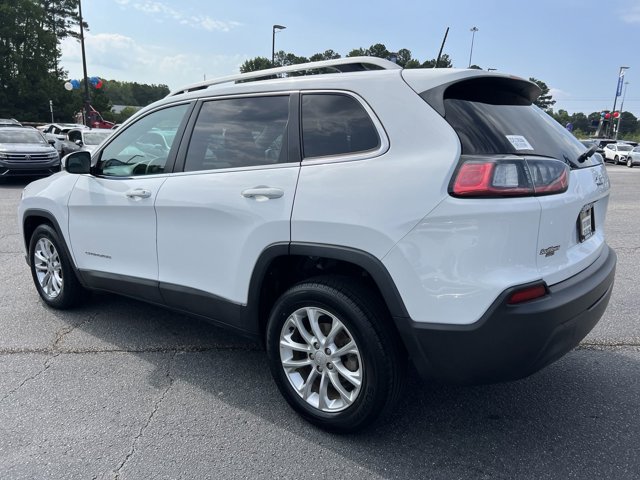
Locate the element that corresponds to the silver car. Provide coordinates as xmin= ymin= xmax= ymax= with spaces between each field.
xmin=627 ymin=146 xmax=640 ymax=168
xmin=0 ymin=127 xmax=60 ymax=178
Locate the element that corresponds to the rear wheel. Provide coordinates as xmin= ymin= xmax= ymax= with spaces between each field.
xmin=266 ymin=276 xmax=406 ymax=432
xmin=29 ymin=224 xmax=84 ymax=309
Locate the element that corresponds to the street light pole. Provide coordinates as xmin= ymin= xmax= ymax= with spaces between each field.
xmin=271 ymin=24 xmax=286 ymax=65
xmin=468 ymin=26 xmax=478 ymax=68
xmin=608 ymin=66 xmax=629 ymax=138
xmin=78 ymin=0 xmax=91 ymax=127
xmin=614 ymin=81 xmax=630 ymax=141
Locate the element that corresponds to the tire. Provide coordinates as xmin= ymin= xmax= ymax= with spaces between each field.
xmin=28 ymin=224 xmax=84 ymax=309
xmin=266 ymin=276 xmax=406 ymax=433
xmin=627 ymin=158 xmax=633 ymax=168
xmin=614 ymin=155 xmax=620 ymax=165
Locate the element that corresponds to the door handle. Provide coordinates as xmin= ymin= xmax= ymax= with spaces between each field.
xmin=125 ymin=188 xmax=152 ymax=199
xmin=241 ymin=186 xmax=284 ymax=200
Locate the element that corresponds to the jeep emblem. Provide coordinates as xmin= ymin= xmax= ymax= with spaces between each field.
xmin=540 ymin=245 xmax=560 ymax=257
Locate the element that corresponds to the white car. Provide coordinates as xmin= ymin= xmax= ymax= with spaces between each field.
xmin=626 ymin=146 xmax=640 ymax=167
xmin=18 ymin=57 xmax=616 ymax=432
xmin=59 ymin=128 xmax=114 ymax=157
xmin=603 ymin=143 xmax=633 ymax=164
xmin=41 ymin=123 xmax=87 ymax=154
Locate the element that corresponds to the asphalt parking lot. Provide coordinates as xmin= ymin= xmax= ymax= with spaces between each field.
xmin=1 ymin=165 xmax=639 ymax=480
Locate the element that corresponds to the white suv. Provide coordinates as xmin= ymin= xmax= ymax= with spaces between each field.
xmin=603 ymin=143 xmax=633 ymax=164
xmin=18 ymin=57 xmax=616 ymax=432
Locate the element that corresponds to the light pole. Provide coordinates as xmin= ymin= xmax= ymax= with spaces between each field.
xmin=78 ymin=0 xmax=91 ymax=127
xmin=614 ymin=81 xmax=630 ymax=140
xmin=271 ymin=24 xmax=286 ymax=65
xmin=607 ymin=66 xmax=629 ymax=137
xmin=468 ymin=26 xmax=478 ymax=68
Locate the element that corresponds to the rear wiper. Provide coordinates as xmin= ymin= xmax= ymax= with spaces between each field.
xmin=577 ymin=144 xmax=598 ymax=164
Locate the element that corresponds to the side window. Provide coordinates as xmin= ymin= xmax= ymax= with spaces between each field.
xmin=97 ymin=104 xmax=189 ymax=177
xmin=68 ymin=130 xmax=82 ymax=143
xmin=184 ymin=95 xmax=289 ymax=172
xmin=302 ymin=93 xmax=380 ymax=158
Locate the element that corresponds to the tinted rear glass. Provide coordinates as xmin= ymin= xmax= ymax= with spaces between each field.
xmin=444 ymin=99 xmax=600 ymax=168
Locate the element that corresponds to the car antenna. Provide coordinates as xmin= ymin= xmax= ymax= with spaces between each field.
xmin=434 ymin=27 xmax=450 ymax=68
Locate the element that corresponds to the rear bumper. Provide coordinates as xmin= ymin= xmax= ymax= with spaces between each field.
xmin=396 ymin=245 xmax=616 ymax=384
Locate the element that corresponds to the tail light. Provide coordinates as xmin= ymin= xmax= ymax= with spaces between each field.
xmin=450 ymin=157 xmax=568 ymax=198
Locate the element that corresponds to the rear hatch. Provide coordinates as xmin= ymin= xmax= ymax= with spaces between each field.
xmin=405 ymin=72 xmax=610 ymax=286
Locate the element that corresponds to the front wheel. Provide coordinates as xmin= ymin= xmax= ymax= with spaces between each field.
xmin=266 ymin=277 xmax=406 ymax=433
xmin=627 ymin=158 xmax=633 ymax=168
xmin=29 ymin=224 xmax=84 ymax=309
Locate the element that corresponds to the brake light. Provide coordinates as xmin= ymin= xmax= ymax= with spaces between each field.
xmin=450 ymin=158 xmax=569 ymax=198
xmin=507 ymin=283 xmax=547 ymax=304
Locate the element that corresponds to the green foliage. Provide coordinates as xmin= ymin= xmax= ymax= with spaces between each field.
xmin=309 ymin=50 xmax=341 ymax=62
xmin=101 ymin=80 xmax=169 ymax=106
xmin=530 ymin=77 xmax=556 ymax=111
xmin=240 ymin=56 xmax=273 ymax=73
xmin=422 ymin=54 xmax=453 ymax=68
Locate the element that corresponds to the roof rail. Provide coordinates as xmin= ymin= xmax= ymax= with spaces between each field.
xmin=167 ymin=56 xmax=401 ymax=97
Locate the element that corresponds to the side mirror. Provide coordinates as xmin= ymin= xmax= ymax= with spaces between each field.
xmin=47 ymin=139 xmax=56 ymax=146
xmin=75 ymin=139 xmax=83 ymax=146
xmin=63 ymin=151 xmax=91 ymax=174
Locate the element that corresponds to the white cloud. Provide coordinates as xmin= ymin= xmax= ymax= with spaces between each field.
xmin=113 ymin=0 xmax=241 ymax=31
xmin=60 ymin=33 xmax=246 ymax=88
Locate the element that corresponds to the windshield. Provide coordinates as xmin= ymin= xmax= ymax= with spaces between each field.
xmin=617 ymin=145 xmax=633 ymax=152
xmin=84 ymin=132 xmax=111 ymax=145
xmin=0 ymin=130 xmax=46 ymax=144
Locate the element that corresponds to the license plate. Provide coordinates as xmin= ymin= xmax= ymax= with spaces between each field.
xmin=578 ymin=204 xmax=595 ymax=242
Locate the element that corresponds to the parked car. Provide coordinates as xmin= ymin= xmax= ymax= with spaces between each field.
xmin=0 ymin=126 xmax=60 ymax=178
xmin=603 ymin=143 xmax=634 ymax=164
xmin=626 ymin=146 xmax=640 ymax=167
xmin=18 ymin=57 xmax=616 ymax=432
xmin=59 ymin=128 xmax=113 ymax=156
xmin=41 ymin=123 xmax=87 ymax=154
xmin=0 ymin=118 xmax=22 ymax=127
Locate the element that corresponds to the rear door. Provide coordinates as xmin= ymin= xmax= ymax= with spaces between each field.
xmin=154 ymin=94 xmax=300 ymax=318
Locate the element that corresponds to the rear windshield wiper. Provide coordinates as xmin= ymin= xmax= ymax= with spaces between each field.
xmin=576 ymin=144 xmax=598 ymax=164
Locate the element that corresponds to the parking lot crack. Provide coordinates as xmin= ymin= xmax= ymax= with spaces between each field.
xmin=52 ymin=313 xmax=97 ymax=351
xmin=113 ymin=351 xmax=176 ymax=479
xmin=0 ymin=352 xmax=60 ymax=405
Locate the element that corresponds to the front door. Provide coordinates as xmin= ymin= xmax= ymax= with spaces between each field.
xmin=67 ymin=103 xmax=192 ymax=299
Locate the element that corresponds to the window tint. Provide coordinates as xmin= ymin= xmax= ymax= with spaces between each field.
xmin=98 ymin=104 xmax=189 ymax=177
xmin=302 ymin=93 xmax=379 ymax=158
xmin=443 ymin=98 xmax=601 ymax=169
xmin=184 ymin=96 xmax=289 ymax=172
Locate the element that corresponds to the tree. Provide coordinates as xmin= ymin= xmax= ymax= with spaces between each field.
xmin=366 ymin=43 xmax=390 ymax=59
xmin=309 ymin=49 xmax=341 ymax=62
xmin=346 ymin=48 xmax=367 ymax=57
xmin=0 ymin=0 xmax=87 ymax=121
xmin=422 ymin=53 xmax=453 ymax=68
xmin=529 ymin=77 xmax=556 ymax=111
xmin=240 ymin=56 xmax=272 ymax=73
xmin=273 ymin=50 xmax=309 ymax=67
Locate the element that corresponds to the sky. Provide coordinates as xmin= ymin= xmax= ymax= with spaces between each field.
xmin=61 ymin=0 xmax=640 ymax=118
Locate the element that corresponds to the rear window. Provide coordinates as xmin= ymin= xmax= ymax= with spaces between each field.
xmin=438 ymin=79 xmax=600 ymax=168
